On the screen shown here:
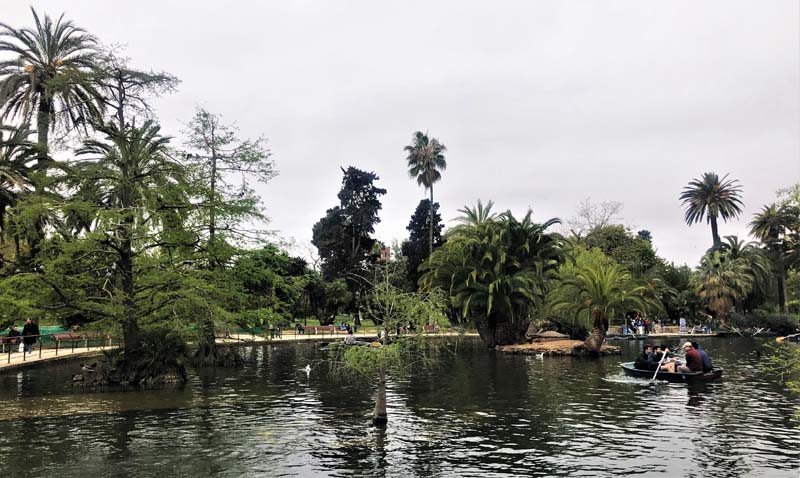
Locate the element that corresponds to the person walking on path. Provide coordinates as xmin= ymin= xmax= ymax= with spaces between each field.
xmin=21 ymin=319 xmax=39 ymax=354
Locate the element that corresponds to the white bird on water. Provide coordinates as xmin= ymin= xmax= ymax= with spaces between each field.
xmin=535 ymin=352 xmax=545 ymax=360
xmin=303 ymin=364 xmax=311 ymax=376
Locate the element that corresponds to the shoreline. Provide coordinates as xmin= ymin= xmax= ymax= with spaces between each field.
xmin=0 ymin=330 xmax=478 ymax=373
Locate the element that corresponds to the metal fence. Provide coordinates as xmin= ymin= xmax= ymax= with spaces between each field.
xmin=1 ymin=333 xmax=121 ymax=364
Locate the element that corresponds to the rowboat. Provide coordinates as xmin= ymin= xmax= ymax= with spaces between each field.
xmin=620 ymin=362 xmax=723 ymax=383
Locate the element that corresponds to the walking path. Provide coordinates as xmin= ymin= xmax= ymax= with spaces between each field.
xmin=0 ymin=345 xmax=113 ymax=372
xmin=0 ymin=329 xmax=475 ymax=373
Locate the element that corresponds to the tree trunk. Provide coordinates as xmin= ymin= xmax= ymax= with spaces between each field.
xmin=473 ymin=313 xmax=528 ymax=347
xmin=27 ymin=96 xmax=52 ymax=264
xmin=193 ymin=319 xmax=242 ymax=367
xmin=208 ymin=124 xmax=218 ymax=268
xmin=36 ymin=96 xmax=51 ymax=174
xmin=373 ymin=367 xmax=388 ymax=426
xmin=428 ymin=185 xmax=434 ymax=257
xmin=777 ymin=253 xmax=787 ymax=314
xmin=710 ymin=215 xmax=721 ymax=249
xmin=119 ymin=236 xmax=140 ymax=355
xmin=583 ymin=309 xmax=608 ymax=354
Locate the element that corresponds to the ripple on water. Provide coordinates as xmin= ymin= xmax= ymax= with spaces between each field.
xmin=0 ymin=338 xmax=797 ymax=477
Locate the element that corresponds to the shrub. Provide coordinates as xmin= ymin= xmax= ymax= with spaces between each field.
xmin=729 ymin=311 xmax=800 ymax=335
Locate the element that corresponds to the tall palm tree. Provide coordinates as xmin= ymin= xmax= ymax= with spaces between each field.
xmin=554 ymin=262 xmax=658 ymax=354
xmin=749 ymin=204 xmax=798 ymax=312
xmin=680 ymin=172 xmax=744 ymax=249
xmin=405 ymin=131 xmax=447 ymax=256
xmin=0 ymin=8 xmax=102 ymax=166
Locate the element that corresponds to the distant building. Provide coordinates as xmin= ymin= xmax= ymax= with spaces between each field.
xmin=379 ymin=246 xmax=391 ymax=262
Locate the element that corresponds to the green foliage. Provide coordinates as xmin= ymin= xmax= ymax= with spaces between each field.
xmin=541 ymin=246 xmax=611 ymax=336
xmin=551 ymin=259 xmax=661 ymax=325
xmin=303 ymin=275 xmax=352 ymax=325
xmin=326 ymin=335 xmax=431 ymax=381
xmin=312 ymin=167 xmax=386 ymax=282
xmin=728 ymin=312 xmax=799 ymax=336
xmin=694 ymin=237 xmax=771 ymax=321
xmin=238 ymin=308 xmax=284 ymax=330
xmin=401 ymin=199 xmax=443 ymax=289
xmin=0 ymin=125 xmax=35 ymax=233
xmin=231 ymin=245 xmax=308 ymax=320
xmin=361 ymin=260 xmax=447 ymax=328
xmin=421 ymin=200 xmax=566 ymax=345
xmin=761 ymin=342 xmax=800 ymax=393
xmin=660 ymin=262 xmax=702 ymax=320
xmin=183 ymin=107 xmax=275 ymax=266
xmin=583 ymin=224 xmax=660 ymax=272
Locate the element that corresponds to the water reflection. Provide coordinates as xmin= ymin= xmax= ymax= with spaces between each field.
xmin=0 ymin=338 xmax=796 ymax=477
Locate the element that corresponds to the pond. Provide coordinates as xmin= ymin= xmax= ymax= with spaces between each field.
xmin=0 ymin=337 xmax=797 ymax=477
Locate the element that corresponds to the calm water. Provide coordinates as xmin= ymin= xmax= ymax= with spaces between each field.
xmin=0 ymin=338 xmax=797 ymax=477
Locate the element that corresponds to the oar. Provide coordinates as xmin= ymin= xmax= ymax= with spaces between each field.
xmin=777 ymin=333 xmax=800 ymax=343
xmin=651 ymin=350 xmax=669 ymax=381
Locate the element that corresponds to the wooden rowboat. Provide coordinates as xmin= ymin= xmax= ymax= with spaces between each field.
xmin=620 ymin=362 xmax=723 ymax=383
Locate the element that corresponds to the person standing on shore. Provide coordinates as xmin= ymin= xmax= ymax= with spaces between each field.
xmin=21 ymin=319 xmax=39 ymax=354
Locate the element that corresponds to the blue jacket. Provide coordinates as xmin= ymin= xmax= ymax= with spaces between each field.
xmin=697 ymin=348 xmax=713 ymax=372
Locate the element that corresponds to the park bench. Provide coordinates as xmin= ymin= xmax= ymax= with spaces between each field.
xmin=316 ymin=326 xmax=335 ymax=335
xmin=52 ymin=333 xmax=82 ymax=342
xmin=0 ymin=335 xmax=21 ymax=353
xmin=301 ymin=326 xmax=336 ymax=335
xmin=52 ymin=333 xmax=88 ymax=353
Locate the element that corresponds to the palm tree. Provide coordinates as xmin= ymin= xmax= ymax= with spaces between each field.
xmin=0 ymin=124 xmax=35 ymax=250
xmin=453 ymin=199 xmax=496 ymax=228
xmin=420 ymin=204 xmax=566 ymax=347
xmin=680 ymin=172 xmax=744 ymax=249
xmin=749 ymin=204 xmax=798 ymax=312
xmin=0 ymin=8 xmax=102 ymax=166
xmin=405 ymin=131 xmax=447 ymax=256
xmin=554 ymin=262 xmax=658 ymax=354
xmin=694 ymin=249 xmax=755 ymax=322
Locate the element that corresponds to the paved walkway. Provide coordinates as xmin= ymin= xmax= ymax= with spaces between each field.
xmin=0 ymin=345 xmax=114 ymax=372
xmin=0 ymin=330 xmax=475 ymax=372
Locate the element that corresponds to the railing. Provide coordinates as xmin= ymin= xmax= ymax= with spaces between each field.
xmin=0 ymin=332 xmax=121 ymax=364
xmin=2 ymin=325 xmax=469 ymax=365
xmin=217 ymin=323 xmax=451 ymax=343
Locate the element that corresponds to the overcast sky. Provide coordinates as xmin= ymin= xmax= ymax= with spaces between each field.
xmin=5 ymin=1 xmax=799 ymax=265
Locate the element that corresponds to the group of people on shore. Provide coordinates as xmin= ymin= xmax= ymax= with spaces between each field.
xmin=623 ymin=314 xmax=666 ymax=335
xmin=635 ymin=341 xmax=713 ymax=374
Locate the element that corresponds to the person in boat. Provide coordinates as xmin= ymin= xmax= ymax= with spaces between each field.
xmin=691 ymin=341 xmax=713 ymax=372
xmin=650 ymin=345 xmax=677 ymax=373
xmin=635 ymin=344 xmax=653 ymax=370
xmin=677 ymin=342 xmax=703 ymax=373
